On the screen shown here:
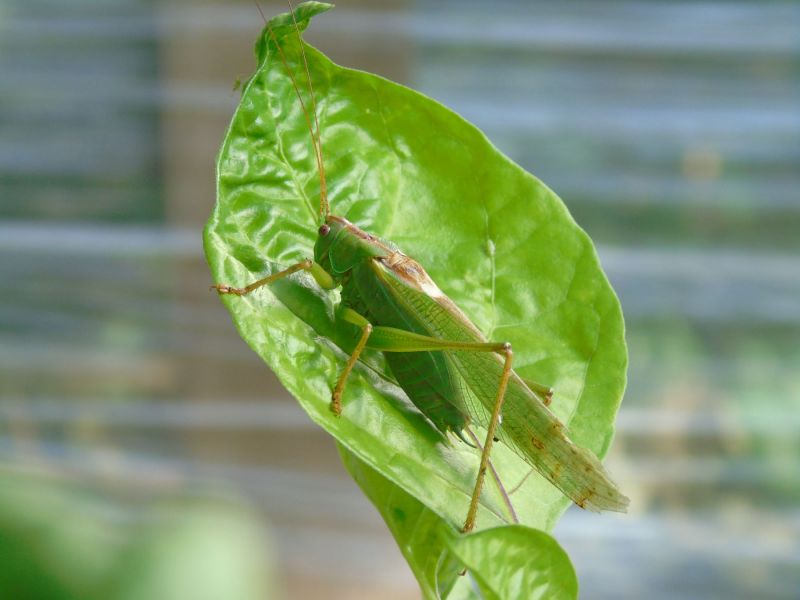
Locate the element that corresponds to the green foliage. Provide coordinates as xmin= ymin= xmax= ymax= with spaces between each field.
xmin=0 ymin=470 xmax=279 ymax=599
xmin=205 ymin=2 xmax=626 ymax=596
xmin=341 ymin=449 xmax=578 ymax=599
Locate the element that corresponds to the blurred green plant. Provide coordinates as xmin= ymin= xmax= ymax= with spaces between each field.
xmin=0 ymin=468 xmax=280 ymax=600
xmin=204 ymin=3 xmax=626 ymax=597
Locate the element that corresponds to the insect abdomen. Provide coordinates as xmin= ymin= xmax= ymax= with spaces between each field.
xmin=383 ymin=352 xmax=467 ymax=434
xmin=345 ymin=261 xmax=469 ymax=434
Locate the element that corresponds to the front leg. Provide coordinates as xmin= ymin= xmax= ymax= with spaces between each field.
xmin=212 ymin=259 xmax=335 ymax=295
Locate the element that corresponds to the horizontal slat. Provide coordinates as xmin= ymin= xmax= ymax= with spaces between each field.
xmin=4 ymin=399 xmax=799 ymax=440
xmin=7 ymin=3 xmax=798 ymax=57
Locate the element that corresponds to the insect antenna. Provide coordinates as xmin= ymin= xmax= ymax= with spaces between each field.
xmin=287 ymin=1 xmax=329 ymax=219
xmin=254 ymin=1 xmax=330 ymax=222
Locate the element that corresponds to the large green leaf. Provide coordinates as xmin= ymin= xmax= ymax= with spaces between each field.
xmin=340 ymin=446 xmax=578 ymax=600
xmin=205 ymin=2 xmax=626 ymax=594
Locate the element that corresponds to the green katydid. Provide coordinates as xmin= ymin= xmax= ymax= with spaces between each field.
xmin=212 ymin=1 xmax=629 ymax=534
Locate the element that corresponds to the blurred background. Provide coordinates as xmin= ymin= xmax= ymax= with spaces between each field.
xmin=1 ymin=0 xmax=798 ymax=598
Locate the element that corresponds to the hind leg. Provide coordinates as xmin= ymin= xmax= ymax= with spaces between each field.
xmin=461 ymin=344 xmax=513 ymax=533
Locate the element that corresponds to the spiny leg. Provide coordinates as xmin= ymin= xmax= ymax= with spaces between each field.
xmin=211 ymin=259 xmax=335 ymax=295
xmin=465 ymin=426 xmax=518 ymax=525
xmin=360 ymin=321 xmax=517 ymax=531
xmin=462 ymin=343 xmax=513 ymax=534
xmin=336 ymin=313 xmax=519 ymax=530
xmin=330 ymin=321 xmax=373 ymax=416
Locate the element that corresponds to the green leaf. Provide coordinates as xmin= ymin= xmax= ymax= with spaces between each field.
xmin=205 ymin=2 xmax=626 ymax=595
xmin=340 ymin=447 xmax=577 ymax=600
xmin=339 ymin=445 xmax=462 ymax=599
xmin=447 ymin=527 xmax=578 ymax=600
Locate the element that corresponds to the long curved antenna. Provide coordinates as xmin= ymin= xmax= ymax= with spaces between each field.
xmin=287 ymin=1 xmax=329 ymax=219
xmin=254 ymin=1 xmax=329 ymax=221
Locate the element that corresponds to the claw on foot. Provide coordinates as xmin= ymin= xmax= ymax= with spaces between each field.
xmin=211 ymin=284 xmax=243 ymax=295
xmin=329 ymin=392 xmax=342 ymax=416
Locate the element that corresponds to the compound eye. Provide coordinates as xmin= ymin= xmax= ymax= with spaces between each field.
xmin=318 ymin=224 xmax=331 ymax=236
